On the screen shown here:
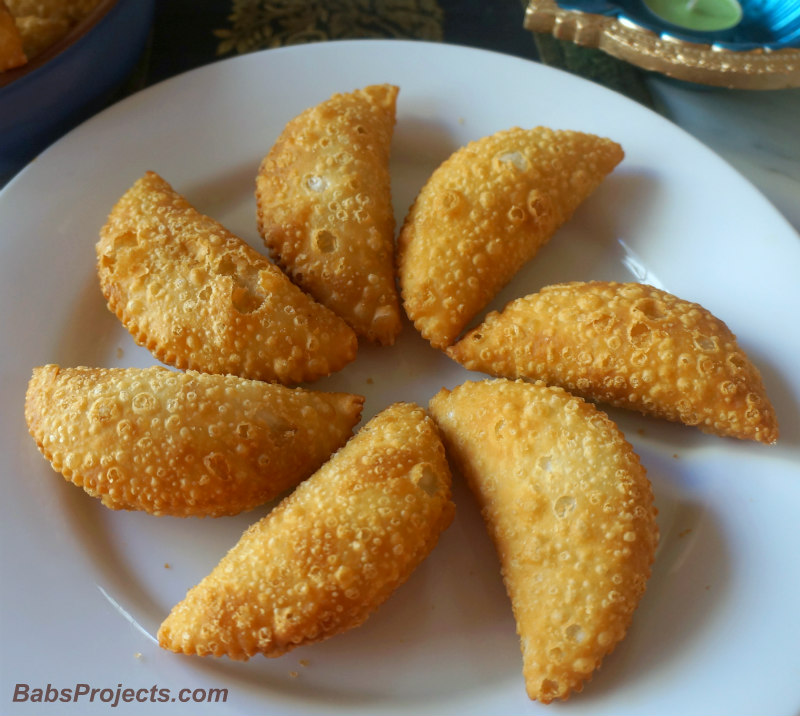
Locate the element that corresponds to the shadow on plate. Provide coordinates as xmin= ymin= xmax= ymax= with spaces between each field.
xmin=392 ymin=113 xmax=461 ymax=169
xmin=179 ymin=159 xmax=263 ymax=236
xmin=54 ymin=270 xmax=122 ymax=369
xmin=53 ymin=452 xmax=525 ymax=705
xmin=177 ymin=481 xmax=521 ymax=707
xmin=457 ymin=169 xmax=665 ymax=342
xmin=585 ymin=454 xmax=732 ymax=700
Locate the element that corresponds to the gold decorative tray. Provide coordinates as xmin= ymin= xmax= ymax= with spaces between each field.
xmin=524 ymin=0 xmax=800 ymax=89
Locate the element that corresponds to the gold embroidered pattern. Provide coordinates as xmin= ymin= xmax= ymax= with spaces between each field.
xmin=215 ymin=0 xmax=444 ymax=56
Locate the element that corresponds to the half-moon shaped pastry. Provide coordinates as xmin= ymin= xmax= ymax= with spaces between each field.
xmin=256 ymin=84 xmax=402 ymax=345
xmin=24 ymin=365 xmax=364 ymax=517
xmin=397 ymin=127 xmax=624 ymax=349
xmin=0 ymin=5 xmax=26 ymax=71
xmin=429 ymin=379 xmax=658 ymax=703
xmin=97 ymin=171 xmax=357 ymax=384
xmin=447 ymin=281 xmax=779 ymax=444
xmin=158 ymin=402 xmax=454 ymax=659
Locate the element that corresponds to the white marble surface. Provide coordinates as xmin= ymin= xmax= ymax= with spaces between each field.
xmin=646 ymin=79 xmax=800 ymax=236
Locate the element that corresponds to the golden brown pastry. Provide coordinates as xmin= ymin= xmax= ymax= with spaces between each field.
xmin=6 ymin=0 xmax=102 ymax=61
xmin=97 ymin=171 xmax=357 ymax=384
xmin=397 ymin=127 xmax=624 ymax=349
xmin=447 ymin=281 xmax=779 ymax=444
xmin=158 ymin=402 xmax=454 ymax=659
xmin=6 ymin=0 xmax=101 ymax=21
xmin=0 ymin=2 xmax=26 ymax=71
xmin=428 ymin=379 xmax=658 ymax=703
xmin=24 ymin=365 xmax=364 ymax=517
xmin=12 ymin=13 xmax=66 ymax=58
xmin=256 ymin=84 xmax=402 ymax=345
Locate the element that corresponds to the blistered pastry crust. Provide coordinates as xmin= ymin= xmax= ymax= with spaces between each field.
xmin=448 ymin=281 xmax=779 ymax=443
xmin=256 ymin=84 xmax=402 ymax=345
xmin=397 ymin=127 xmax=623 ymax=349
xmin=97 ymin=171 xmax=358 ymax=384
xmin=158 ymin=402 xmax=455 ymax=659
xmin=429 ymin=379 xmax=658 ymax=703
xmin=25 ymin=364 xmax=364 ymax=517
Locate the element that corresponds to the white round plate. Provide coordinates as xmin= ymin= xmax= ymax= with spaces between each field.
xmin=2 ymin=39 xmax=799 ymax=716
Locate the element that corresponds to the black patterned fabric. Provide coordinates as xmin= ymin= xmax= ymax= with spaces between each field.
xmin=143 ymin=0 xmax=652 ymax=105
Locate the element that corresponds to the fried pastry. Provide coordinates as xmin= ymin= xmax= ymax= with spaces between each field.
xmin=447 ymin=281 xmax=779 ymax=443
xmin=97 ymin=171 xmax=357 ymax=384
xmin=10 ymin=14 xmax=68 ymax=61
xmin=0 ymin=2 xmax=26 ymax=71
xmin=6 ymin=0 xmax=103 ymax=60
xmin=6 ymin=0 xmax=102 ymax=22
xmin=428 ymin=379 xmax=658 ymax=703
xmin=24 ymin=365 xmax=364 ymax=517
xmin=256 ymin=84 xmax=402 ymax=345
xmin=158 ymin=402 xmax=455 ymax=659
xmin=397 ymin=127 xmax=624 ymax=349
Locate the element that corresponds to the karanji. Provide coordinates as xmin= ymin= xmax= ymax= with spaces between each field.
xmin=158 ymin=402 xmax=454 ymax=658
xmin=429 ymin=379 xmax=658 ymax=703
xmin=256 ymin=84 xmax=402 ymax=345
xmin=97 ymin=171 xmax=357 ymax=384
xmin=447 ymin=281 xmax=779 ymax=443
xmin=0 ymin=3 xmax=26 ymax=71
xmin=25 ymin=365 xmax=364 ymax=517
xmin=397 ymin=127 xmax=623 ymax=349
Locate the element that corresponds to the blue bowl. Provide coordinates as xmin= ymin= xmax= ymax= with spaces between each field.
xmin=0 ymin=0 xmax=155 ymax=184
xmin=557 ymin=0 xmax=800 ymax=50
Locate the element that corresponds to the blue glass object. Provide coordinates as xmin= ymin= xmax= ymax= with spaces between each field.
xmin=556 ymin=0 xmax=800 ymax=49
